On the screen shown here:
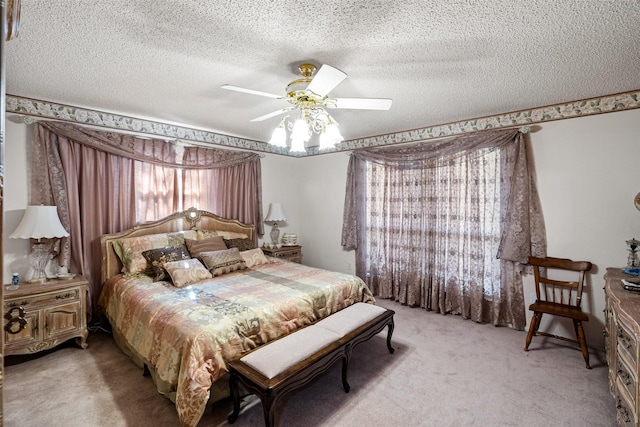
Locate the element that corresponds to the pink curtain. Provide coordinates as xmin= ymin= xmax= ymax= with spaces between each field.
xmin=31 ymin=122 xmax=262 ymax=318
xmin=342 ymin=128 xmax=546 ymax=329
xmin=182 ymin=146 xmax=263 ymax=237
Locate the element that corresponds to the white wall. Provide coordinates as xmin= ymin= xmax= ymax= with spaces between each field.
xmin=291 ymin=109 xmax=640 ymax=350
xmin=4 ymin=120 xmax=32 ymax=282
xmin=258 ymin=152 xmax=300 ymax=247
xmin=5 ymin=108 xmax=640 ymax=349
xmin=524 ymin=109 xmax=640 ymax=349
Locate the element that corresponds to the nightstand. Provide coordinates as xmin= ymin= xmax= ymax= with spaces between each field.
xmin=262 ymin=245 xmax=302 ymax=263
xmin=4 ymin=275 xmax=89 ymax=355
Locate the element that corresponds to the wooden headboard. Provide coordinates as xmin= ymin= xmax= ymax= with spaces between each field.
xmin=100 ymin=207 xmax=256 ymax=284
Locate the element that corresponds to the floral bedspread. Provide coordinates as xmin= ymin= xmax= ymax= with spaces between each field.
xmin=98 ymin=259 xmax=374 ymax=427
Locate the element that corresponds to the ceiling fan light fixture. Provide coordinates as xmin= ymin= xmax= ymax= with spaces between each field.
xmin=268 ymin=121 xmax=287 ymax=147
xmin=291 ymin=117 xmax=311 ymax=143
xmin=290 ymin=137 xmax=307 ymax=154
xmin=319 ymin=122 xmax=343 ymax=150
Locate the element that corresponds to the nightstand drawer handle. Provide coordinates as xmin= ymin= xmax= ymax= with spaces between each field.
xmin=56 ymin=292 xmax=74 ymax=300
xmin=8 ymin=300 xmax=29 ymax=308
xmin=4 ymin=307 xmax=28 ymax=335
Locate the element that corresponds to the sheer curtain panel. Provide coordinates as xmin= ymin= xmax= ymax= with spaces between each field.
xmin=342 ymin=128 xmax=546 ymax=329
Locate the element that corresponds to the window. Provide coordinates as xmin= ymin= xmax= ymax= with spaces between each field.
xmin=363 ymin=147 xmax=502 ymax=307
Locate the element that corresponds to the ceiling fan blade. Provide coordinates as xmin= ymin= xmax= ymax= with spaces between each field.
xmin=221 ymin=84 xmax=282 ymax=99
xmin=330 ymin=97 xmax=393 ymax=110
xmin=250 ymin=107 xmax=294 ymax=122
xmin=306 ymin=64 xmax=347 ymax=97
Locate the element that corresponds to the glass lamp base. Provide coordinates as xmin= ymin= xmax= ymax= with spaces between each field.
xmin=270 ymin=223 xmax=280 ymax=245
xmin=30 ymin=243 xmax=51 ymax=282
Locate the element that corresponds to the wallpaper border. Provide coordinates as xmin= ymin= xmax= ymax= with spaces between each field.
xmin=7 ymin=90 xmax=640 ymax=157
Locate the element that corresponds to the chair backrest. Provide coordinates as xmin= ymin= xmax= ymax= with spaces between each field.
xmin=528 ymin=256 xmax=593 ymax=308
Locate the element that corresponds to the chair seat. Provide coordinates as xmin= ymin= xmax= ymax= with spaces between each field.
xmin=529 ymin=300 xmax=589 ymax=322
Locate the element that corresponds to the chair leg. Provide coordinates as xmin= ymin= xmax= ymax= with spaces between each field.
xmin=524 ymin=312 xmax=542 ymax=351
xmin=574 ymin=320 xmax=591 ymax=369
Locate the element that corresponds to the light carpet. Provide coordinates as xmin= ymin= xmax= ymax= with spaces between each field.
xmin=4 ymin=299 xmax=617 ymax=426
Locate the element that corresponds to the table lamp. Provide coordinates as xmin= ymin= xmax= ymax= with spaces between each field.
xmin=9 ymin=205 xmax=69 ymax=283
xmin=264 ymin=202 xmax=286 ymax=246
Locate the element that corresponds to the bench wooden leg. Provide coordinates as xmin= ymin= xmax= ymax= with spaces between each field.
xmin=386 ymin=319 xmax=395 ymax=354
xmin=260 ymin=394 xmax=277 ymax=427
xmin=228 ymin=372 xmax=241 ymax=424
xmin=341 ymin=349 xmax=351 ymax=393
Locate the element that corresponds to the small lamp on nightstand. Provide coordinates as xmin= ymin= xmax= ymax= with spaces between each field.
xmin=264 ymin=202 xmax=287 ymax=246
xmin=9 ymin=205 xmax=69 ymax=283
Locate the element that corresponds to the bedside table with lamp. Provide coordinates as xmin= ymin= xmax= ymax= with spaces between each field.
xmin=4 ymin=205 xmax=88 ymax=355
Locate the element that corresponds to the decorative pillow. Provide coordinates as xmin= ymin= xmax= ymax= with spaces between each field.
xmin=142 ymin=245 xmax=191 ymax=281
xmin=225 ymin=238 xmax=255 ymax=252
xmin=185 ymin=237 xmax=227 ymax=258
xmin=200 ymin=248 xmax=247 ymax=276
xmin=215 ymin=230 xmax=249 ymax=240
xmin=163 ymin=258 xmax=212 ymax=288
xmin=195 ymin=229 xmax=219 ymax=240
xmin=114 ymin=230 xmax=198 ymax=275
xmin=240 ymin=248 xmax=270 ymax=268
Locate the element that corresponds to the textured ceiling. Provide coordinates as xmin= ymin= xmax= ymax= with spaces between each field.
xmin=6 ymin=1 xmax=640 ymax=146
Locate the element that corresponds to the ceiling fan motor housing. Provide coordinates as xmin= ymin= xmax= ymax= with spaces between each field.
xmin=285 ymin=63 xmax=326 ymax=108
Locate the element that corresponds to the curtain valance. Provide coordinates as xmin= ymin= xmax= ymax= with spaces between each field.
xmin=349 ymin=128 xmax=521 ymax=169
xmin=38 ymin=121 xmax=260 ymax=168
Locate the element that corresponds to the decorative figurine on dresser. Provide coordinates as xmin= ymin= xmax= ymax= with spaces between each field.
xmin=4 ymin=274 xmax=89 ymax=356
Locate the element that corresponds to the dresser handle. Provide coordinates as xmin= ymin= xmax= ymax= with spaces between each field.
xmin=4 ymin=307 xmax=28 ymax=335
xmin=618 ymin=368 xmax=632 ymax=386
xmin=617 ymin=398 xmax=631 ymax=422
xmin=8 ymin=300 xmax=29 ymax=308
xmin=617 ymin=327 xmax=633 ymax=349
xmin=56 ymin=292 xmax=73 ymax=300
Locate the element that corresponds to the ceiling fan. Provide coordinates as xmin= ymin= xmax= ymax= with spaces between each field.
xmin=221 ymin=63 xmax=392 ymax=151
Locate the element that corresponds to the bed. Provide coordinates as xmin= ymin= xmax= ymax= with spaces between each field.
xmin=97 ymin=207 xmax=374 ymax=427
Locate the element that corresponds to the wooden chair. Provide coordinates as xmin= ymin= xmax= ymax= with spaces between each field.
xmin=524 ymin=256 xmax=593 ymax=369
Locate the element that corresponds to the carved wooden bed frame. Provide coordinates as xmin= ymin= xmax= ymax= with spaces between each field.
xmin=100 ymin=207 xmax=255 ymax=284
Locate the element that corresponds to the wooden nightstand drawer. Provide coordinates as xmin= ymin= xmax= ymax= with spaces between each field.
xmin=262 ymin=245 xmax=302 ymax=263
xmin=4 ymin=276 xmax=89 ymax=355
xmin=5 ymin=287 xmax=80 ymax=310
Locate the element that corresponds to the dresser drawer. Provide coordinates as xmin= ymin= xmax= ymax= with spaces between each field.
xmin=44 ymin=301 xmax=83 ymax=338
xmin=618 ymin=394 xmax=637 ymax=427
xmin=618 ymin=321 xmax=638 ymax=366
xmin=4 ymin=308 xmax=40 ymax=347
xmin=618 ymin=356 xmax=639 ymax=412
xmin=262 ymin=245 xmax=302 ymax=263
xmin=5 ymin=287 xmax=80 ymax=310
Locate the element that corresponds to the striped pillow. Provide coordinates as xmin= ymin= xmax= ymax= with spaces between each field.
xmin=185 ymin=237 xmax=227 ymax=258
xmin=200 ymin=248 xmax=246 ymax=277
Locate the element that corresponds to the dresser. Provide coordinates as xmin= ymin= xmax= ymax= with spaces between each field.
xmin=261 ymin=245 xmax=302 ymax=263
xmin=3 ymin=276 xmax=89 ymax=355
xmin=605 ymin=268 xmax=640 ymax=426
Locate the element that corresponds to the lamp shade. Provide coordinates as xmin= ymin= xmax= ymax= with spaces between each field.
xmin=9 ymin=205 xmax=69 ymax=239
xmin=264 ymin=202 xmax=287 ymax=223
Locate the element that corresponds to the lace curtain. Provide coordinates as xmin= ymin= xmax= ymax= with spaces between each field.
xmin=342 ymin=128 xmax=546 ymax=329
xmin=31 ymin=121 xmax=263 ymax=318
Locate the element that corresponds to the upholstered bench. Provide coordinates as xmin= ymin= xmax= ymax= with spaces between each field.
xmin=227 ymin=302 xmax=395 ymax=427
